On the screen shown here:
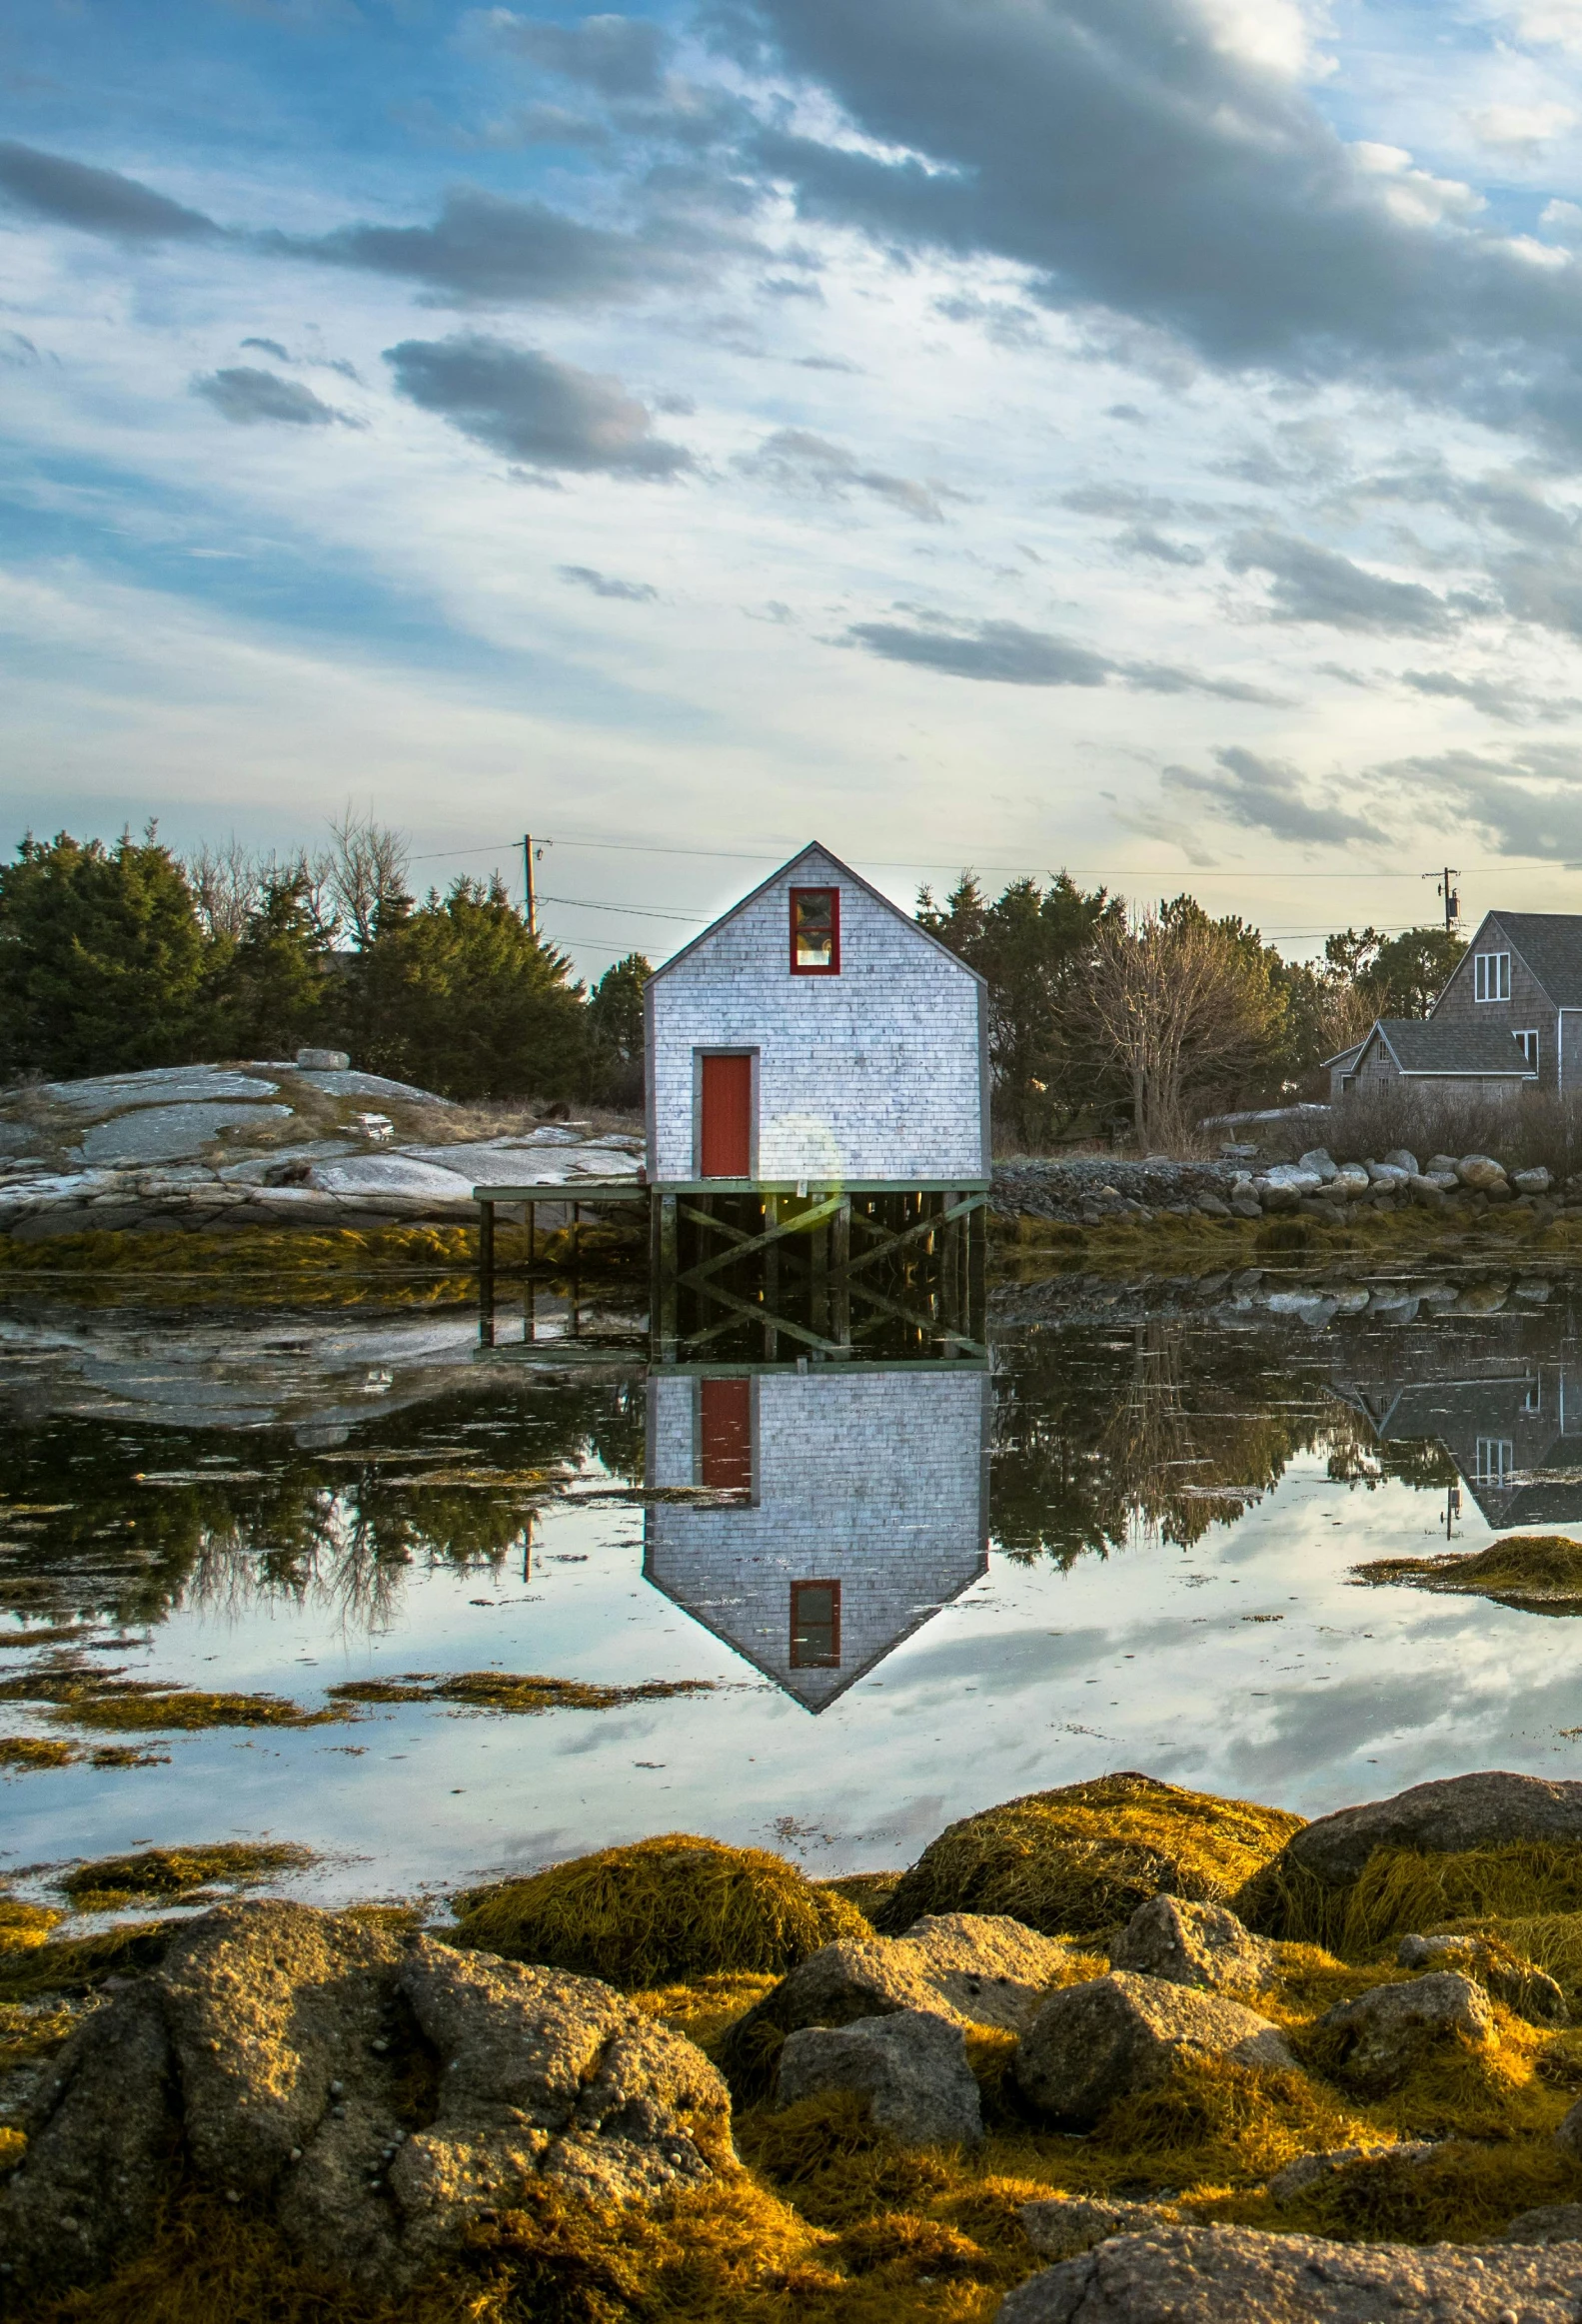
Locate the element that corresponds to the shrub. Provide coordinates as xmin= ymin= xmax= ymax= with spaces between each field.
xmin=453 ymin=1833 xmax=871 ymax=1987
xmin=873 ymin=1772 xmax=1303 ymax=1939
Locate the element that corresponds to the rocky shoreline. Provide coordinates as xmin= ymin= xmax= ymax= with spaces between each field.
xmin=12 ymin=1768 xmax=1582 ymax=2321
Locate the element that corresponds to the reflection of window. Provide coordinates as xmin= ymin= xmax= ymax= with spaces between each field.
xmin=791 ymin=1580 xmax=840 ymax=1668
xmin=1523 ymin=1378 xmax=1542 ymax=1417
xmin=1516 ymin=1028 xmax=1540 ymax=1071
xmin=1474 ymin=951 xmax=1511 ymax=1002
xmin=698 ymin=1377 xmax=753 ymax=1494
xmin=1475 ymin=1437 xmax=1514 ymax=1484
xmin=790 ymin=886 xmax=840 ymax=975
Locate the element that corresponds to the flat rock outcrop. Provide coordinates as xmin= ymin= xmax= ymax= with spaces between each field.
xmin=775 ymin=2009 xmax=983 ymax=2147
xmin=1280 ymin=1772 xmax=1582 ymax=1888
xmin=1108 ymin=1895 xmax=1275 ymax=1995
xmin=1014 ymin=1972 xmax=1292 ymax=2127
xmin=0 ymin=1900 xmax=732 ymax=2298
xmin=1021 ymin=2195 xmax=1181 ymax=2258
xmin=996 ymin=2224 xmax=1582 ymax=2322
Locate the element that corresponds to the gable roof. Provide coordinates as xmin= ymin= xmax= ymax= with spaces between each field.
xmin=1364 ymin=1016 xmax=1535 ymax=1076
xmin=648 ymin=840 xmax=985 ymax=986
xmin=1321 ymin=1039 xmax=1366 ymax=1071
xmin=1445 ymin=912 xmax=1582 ymax=1008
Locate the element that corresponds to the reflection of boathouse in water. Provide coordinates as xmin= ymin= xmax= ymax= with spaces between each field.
xmin=643 ymin=1367 xmax=990 ymax=1711
xmin=1337 ymin=1360 xmax=1582 ymax=1530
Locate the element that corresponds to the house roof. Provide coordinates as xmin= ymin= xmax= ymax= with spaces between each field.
xmin=1321 ymin=1039 xmax=1366 ymax=1070
xmin=1366 ymin=1016 xmax=1536 ymax=1076
xmin=1461 ymin=912 xmax=1582 ymax=1008
xmin=648 ymin=840 xmax=985 ymax=986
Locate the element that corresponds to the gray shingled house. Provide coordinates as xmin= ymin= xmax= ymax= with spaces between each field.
xmin=1328 ymin=909 xmax=1582 ymax=1099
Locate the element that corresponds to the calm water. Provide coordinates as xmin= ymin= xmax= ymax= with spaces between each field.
xmin=5 ymin=1262 xmax=1582 ymax=1909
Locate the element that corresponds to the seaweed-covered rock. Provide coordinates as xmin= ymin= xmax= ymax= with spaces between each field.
xmin=1279 ymin=1772 xmax=1582 ymax=1889
xmin=0 ymin=1900 xmax=733 ymax=2299
xmin=454 ymin=1832 xmax=867 ymax=1986
xmin=1108 ymin=1895 xmax=1274 ymax=1995
xmin=876 ymin=1773 xmax=1302 ymax=1940
xmin=1552 ymin=2095 xmax=1582 ymax=2157
xmin=1397 ymin=1930 xmax=1566 ymax=2023
xmin=996 ymin=2224 xmax=1582 ymax=2322
xmin=1316 ymin=1972 xmax=1496 ymax=2095
xmin=1014 ymin=1972 xmax=1292 ymax=2127
xmin=776 ymin=2009 xmax=982 ymax=2147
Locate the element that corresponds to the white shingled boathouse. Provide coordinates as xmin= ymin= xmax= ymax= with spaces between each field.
xmin=644 ymin=840 xmax=988 ymax=1192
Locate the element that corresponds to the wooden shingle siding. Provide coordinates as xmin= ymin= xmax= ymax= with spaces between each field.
xmin=1432 ymin=915 xmax=1559 ymax=1090
xmin=643 ymin=1369 xmax=989 ymax=1712
xmin=646 ymin=843 xmax=986 ymax=1185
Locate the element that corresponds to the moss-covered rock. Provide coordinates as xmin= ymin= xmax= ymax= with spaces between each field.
xmin=874 ymin=1774 xmax=1303 ymax=1940
xmin=454 ymin=1833 xmax=871 ymax=1988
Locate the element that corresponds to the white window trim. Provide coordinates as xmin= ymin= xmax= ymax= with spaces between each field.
xmin=1516 ymin=1027 xmax=1540 ymax=1070
xmin=1474 ymin=950 xmax=1511 ymax=1002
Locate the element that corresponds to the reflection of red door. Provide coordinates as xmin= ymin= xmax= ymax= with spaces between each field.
xmin=699 ymin=1377 xmax=752 ymax=1492
xmin=700 ymin=1053 xmax=752 ymax=1178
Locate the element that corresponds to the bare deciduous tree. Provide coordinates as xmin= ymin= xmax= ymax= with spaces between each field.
xmin=1087 ymin=904 xmax=1285 ymax=1150
xmin=186 ymin=839 xmax=265 ymax=943
xmin=326 ymin=807 xmax=411 ymax=949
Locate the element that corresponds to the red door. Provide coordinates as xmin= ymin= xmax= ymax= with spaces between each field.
xmin=699 ymin=1377 xmax=753 ymax=1492
xmin=700 ymin=1053 xmax=752 ymax=1177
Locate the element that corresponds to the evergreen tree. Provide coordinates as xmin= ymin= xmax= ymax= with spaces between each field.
xmin=587 ymin=951 xmax=651 ymax=1103
xmin=0 ymin=829 xmax=210 ymax=1081
xmin=212 ymin=872 xmax=333 ymax=1057
xmin=356 ymin=876 xmax=591 ymax=1100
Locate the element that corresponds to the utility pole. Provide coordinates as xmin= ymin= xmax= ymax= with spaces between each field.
xmin=1422 ymin=867 xmax=1460 ymax=933
xmin=523 ymin=834 xmax=536 ymax=942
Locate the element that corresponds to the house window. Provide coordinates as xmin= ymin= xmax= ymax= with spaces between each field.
xmin=1516 ymin=1028 xmax=1540 ymax=1071
xmin=790 ymin=887 xmax=839 ymax=975
xmin=1474 ymin=1437 xmax=1514 ymax=1485
xmin=1474 ymin=951 xmax=1511 ymax=1002
xmin=1523 ymin=1378 xmax=1542 ymax=1417
xmin=790 ymin=1580 xmax=840 ymax=1668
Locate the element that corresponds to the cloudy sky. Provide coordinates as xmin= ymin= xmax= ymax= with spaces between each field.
xmin=12 ymin=0 xmax=1582 ymax=972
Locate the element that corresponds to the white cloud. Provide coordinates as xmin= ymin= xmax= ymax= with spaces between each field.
xmin=1466 ymin=100 xmax=1576 ymax=150
xmin=1348 ymin=142 xmax=1484 ymax=227
xmin=1191 ymin=0 xmax=1330 ymax=80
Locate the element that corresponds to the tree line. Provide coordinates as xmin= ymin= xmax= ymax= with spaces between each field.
xmin=918 ymin=871 xmax=1465 ymax=1149
xmin=0 ymin=820 xmax=649 ymax=1103
xmin=0 ymin=822 xmax=1464 ymax=1133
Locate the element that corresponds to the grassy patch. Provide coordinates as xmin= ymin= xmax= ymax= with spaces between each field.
xmin=0 ymin=1898 xmax=65 ymax=1951
xmin=1351 ymin=1533 xmax=1582 ymax=1614
xmin=875 ymin=1772 xmax=1303 ymax=1939
xmin=1245 ymin=1842 xmax=1582 ymax=1949
xmin=0 ymin=1737 xmax=76 ymax=1770
xmin=328 ymin=1672 xmax=716 ymax=1715
xmin=0 ymin=1920 xmax=171 ymax=2002
xmin=819 ymin=1872 xmax=903 ymax=1923
xmin=59 ymin=1841 xmax=314 ymax=1912
xmin=47 ymin=1689 xmax=350 ymax=1733
xmin=455 ymin=1833 xmax=872 ymax=1988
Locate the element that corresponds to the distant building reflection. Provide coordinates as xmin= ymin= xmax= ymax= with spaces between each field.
xmin=644 ymin=1367 xmax=990 ymax=1711
xmin=1334 ymin=1359 xmax=1582 ymax=1529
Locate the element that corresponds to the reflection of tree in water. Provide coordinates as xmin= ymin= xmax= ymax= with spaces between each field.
xmin=0 ymin=1378 xmax=646 ymax=1635
xmin=1324 ymin=1426 xmax=1457 ymax=1492
xmin=991 ymin=1321 xmax=1330 ymax=1565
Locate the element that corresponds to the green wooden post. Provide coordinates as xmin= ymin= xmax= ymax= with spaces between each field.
xmin=763 ymin=1196 xmax=779 ymax=1362
xmin=830 ymin=1195 xmax=850 ymax=1352
xmin=478 ymin=1198 xmax=495 ymax=1324
xmin=657 ymin=1192 xmax=679 ymax=1362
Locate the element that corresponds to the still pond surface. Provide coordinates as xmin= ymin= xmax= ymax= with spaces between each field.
xmin=4 ymin=1262 xmax=1582 ymax=1907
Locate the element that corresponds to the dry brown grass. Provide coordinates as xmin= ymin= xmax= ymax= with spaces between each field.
xmin=1352 ymin=1534 xmax=1582 ymax=1613
xmin=60 ymin=1842 xmax=314 ymax=1912
xmin=328 ymin=1674 xmax=715 ymax=1716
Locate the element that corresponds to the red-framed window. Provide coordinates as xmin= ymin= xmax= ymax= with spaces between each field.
xmin=790 ymin=1580 xmax=840 ymax=1668
xmin=790 ymin=886 xmax=840 ymax=975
